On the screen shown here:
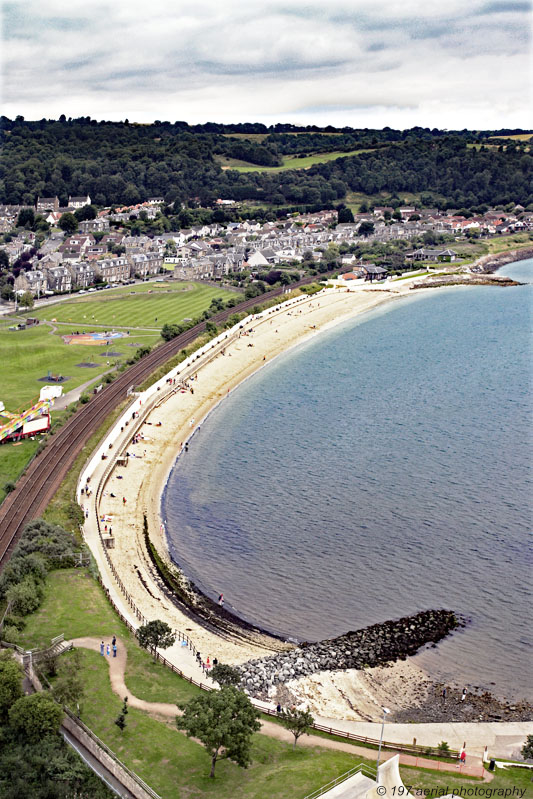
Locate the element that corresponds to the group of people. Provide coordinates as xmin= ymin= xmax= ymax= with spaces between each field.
xmin=195 ymin=651 xmax=218 ymax=674
xmin=100 ymin=635 xmax=118 ymax=658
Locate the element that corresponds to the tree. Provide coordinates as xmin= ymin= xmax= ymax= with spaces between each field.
xmin=358 ymin=221 xmax=375 ymax=237
xmin=0 ymin=655 xmax=23 ymax=722
xmin=19 ymin=291 xmax=34 ymax=308
xmin=177 ymin=687 xmax=261 ymax=777
xmin=17 ymin=208 xmax=35 ymax=229
xmin=74 ymin=205 xmax=97 ymax=222
xmin=522 ymin=734 xmax=533 ymax=760
xmin=59 ymin=212 xmax=78 ymax=234
xmin=114 ymin=696 xmax=129 ymax=732
xmin=338 ymin=207 xmax=354 ymax=223
xmin=210 ymin=663 xmax=242 ymax=688
xmin=9 ymin=693 xmax=63 ymax=743
xmin=137 ymin=620 xmax=176 ymax=660
xmin=278 ymin=707 xmax=315 ymax=749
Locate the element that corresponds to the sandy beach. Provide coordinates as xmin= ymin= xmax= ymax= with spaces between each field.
xmin=87 ymin=276 xmax=458 ymax=717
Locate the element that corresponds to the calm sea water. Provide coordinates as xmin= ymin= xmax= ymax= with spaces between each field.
xmin=162 ymin=259 xmax=533 ymax=699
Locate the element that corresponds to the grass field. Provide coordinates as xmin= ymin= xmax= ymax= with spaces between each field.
xmin=25 ymin=282 xmax=235 ymax=330
xmin=218 ymin=149 xmax=373 ymax=173
xmin=0 ymin=438 xmax=41 ymax=503
xmin=0 ymin=322 xmax=161 ymax=413
xmin=0 ymin=281 xmax=236 ymax=502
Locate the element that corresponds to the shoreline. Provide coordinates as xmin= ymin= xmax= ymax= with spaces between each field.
xmin=94 ymin=281 xmax=425 ymax=666
xmin=84 ymin=268 xmax=531 ymax=719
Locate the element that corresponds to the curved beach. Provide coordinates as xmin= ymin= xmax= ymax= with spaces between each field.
xmin=79 ymin=262 xmax=532 ymax=723
xmin=87 ymin=281 xmax=423 ymax=663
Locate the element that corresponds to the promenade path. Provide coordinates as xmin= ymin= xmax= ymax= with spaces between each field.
xmin=71 ymin=637 xmax=490 ymax=780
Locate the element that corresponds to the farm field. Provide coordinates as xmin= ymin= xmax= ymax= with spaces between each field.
xmin=25 ymin=281 xmax=236 ymax=330
xmin=218 ymin=148 xmax=373 ymax=173
xmin=489 ymin=133 xmax=532 ymax=141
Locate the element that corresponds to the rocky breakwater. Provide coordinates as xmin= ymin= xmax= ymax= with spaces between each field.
xmin=236 ymin=609 xmax=460 ymax=699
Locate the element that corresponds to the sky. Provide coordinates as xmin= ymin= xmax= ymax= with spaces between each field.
xmin=1 ymin=0 xmax=532 ymax=129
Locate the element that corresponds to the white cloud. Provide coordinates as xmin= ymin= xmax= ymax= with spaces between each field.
xmin=1 ymin=0 xmax=531 ymax=128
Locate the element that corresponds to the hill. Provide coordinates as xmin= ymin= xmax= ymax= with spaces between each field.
xmin=0 ymin=118 xmax=532 ymax=211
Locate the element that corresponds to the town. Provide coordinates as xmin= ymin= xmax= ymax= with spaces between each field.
xmin=1 ymin=194 xmax=532 ymax=303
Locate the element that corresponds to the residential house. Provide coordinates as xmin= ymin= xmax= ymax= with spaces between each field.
xmin=36 ymin=196 xmax=59 ymax=213
xmin=45 ymin=265 xmax=72 ymax=293
xmin=67 ymin=261 xmax=96 ymax=288
xmin=97 ymin=257 xmax=130 ymax=283
xmin=14 ymin=269 xmax=48 ymax=295
xmin=130 ymin=252 xmax=163 ymax=277
xmin=68 ymin=195 xmax=91 ymax=209
xmin=406 ymin=248 xmax=458 ymax=262
xmin=79 ymin=218 xmax=110 ymax=233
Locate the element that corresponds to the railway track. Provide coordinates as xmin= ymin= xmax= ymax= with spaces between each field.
xmin=0 ymin=275 xmax=331 ymax=568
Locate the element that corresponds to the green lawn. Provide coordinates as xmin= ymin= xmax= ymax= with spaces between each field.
xmin=18 ymin=569 xmax=202 ymax=706
xmin=0 ymin=322 xmax=160 ymax=412
xmin=24 ymin=282 xmax=236 ymax=330
xmin=219 ymin=149 xmax=373 ymax=173
xmin=0 ymin=438 xmax=41 ymax=502
xmin=77 ymin=648 xmax=365 ymax=799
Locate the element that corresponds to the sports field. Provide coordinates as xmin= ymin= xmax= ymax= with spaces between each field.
xmin=26 ymin=282 xmax=236 ymax=329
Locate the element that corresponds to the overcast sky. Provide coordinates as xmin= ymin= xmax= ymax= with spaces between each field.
xmin=2 ymin=0 xmax=532 ymax=129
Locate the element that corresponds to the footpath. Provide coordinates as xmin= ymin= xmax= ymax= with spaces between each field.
xmin=71 ymin=637 xmax=490 ymax=781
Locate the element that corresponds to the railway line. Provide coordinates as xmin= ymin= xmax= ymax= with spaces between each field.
xmin=0 ymin=276 xmax=329 ymax=568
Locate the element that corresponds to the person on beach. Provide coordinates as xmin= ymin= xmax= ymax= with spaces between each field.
xmin=442 ymin=687 xmax=447 ymax=702
xmin=461 ymin=687 xmax=467 ymax=702
xmin=218 ymin=593 xmax=224 ymax=606
xmin=123 ymin=497 xmax=126 ymax=504
xmin=100 ymin=641 xmax=104 ymax=656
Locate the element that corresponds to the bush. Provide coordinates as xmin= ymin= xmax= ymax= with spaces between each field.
xmin=0 ymin=624 xmax=21 ymax=644
xmin=437 ymin=740 xmax=451 ymax=756
xmin=79 ymin=394 xmax=90 ymax=404
xmin=4 ymin=481 xmax=16 ymax=493
xmin=6 ymin=576 xmax=43 ymax=616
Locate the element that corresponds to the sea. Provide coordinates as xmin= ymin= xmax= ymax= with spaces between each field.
xmin=162 ymin=258 xmax=533 ymax=700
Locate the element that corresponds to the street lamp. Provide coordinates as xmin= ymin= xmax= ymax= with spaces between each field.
xmin=376 ymin=706 xmax=390 ymax=783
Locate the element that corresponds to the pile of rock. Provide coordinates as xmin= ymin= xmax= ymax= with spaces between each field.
xmin=236 ymin=609 xmax=460 ymax=699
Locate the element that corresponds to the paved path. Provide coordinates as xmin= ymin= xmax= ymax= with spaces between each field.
xmin=71 ymin=637 xmax=488 ymax=780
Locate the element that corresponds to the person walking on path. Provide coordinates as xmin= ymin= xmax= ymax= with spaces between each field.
xmin=113 ymin=644 xmax=117 ymax=658
xmin=106 ymin=644 xmax=110 ymax=656
xmin=112 ymin=635 xmax=116 ymax=647
xmin=100 ymin=641 xmax=104 ymax=656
